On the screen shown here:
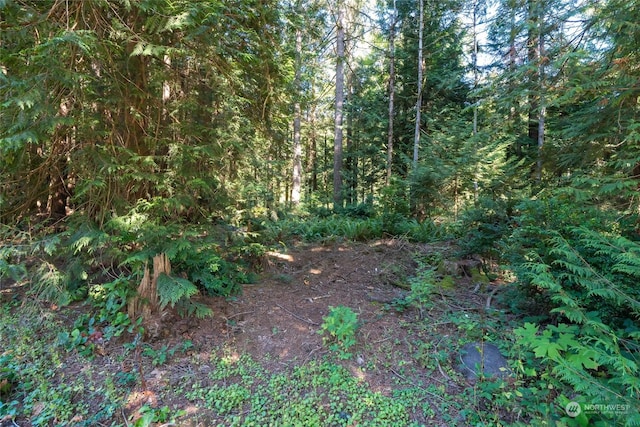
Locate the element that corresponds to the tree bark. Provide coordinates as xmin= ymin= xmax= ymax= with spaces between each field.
xmin=536 ymin=20 xmax=545 ymax=181
xmin=292 ymin=27 xmax=303 ymax=205
xmin=309 ymin=100 xmax=318 ymax=192
xmin=472 ymin=0 xmax=479 ymax=199
xmin=412 ymin=0 xmax=425 ymax=170
xmin=527 ymin=0 xmax=539 ymax=156
xmin=386 ymin=0 xmax=397 ymax=185
xmin=385 ymin=0 xmax=397 ymax=185
xmin=509 ymin=0 xmax=520 ymax=157
xmin=333 ymin=3 xmax=345 ymax=209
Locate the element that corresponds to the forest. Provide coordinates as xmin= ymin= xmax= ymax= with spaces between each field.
xmin=0 ymin=0 xmax=639 ymax=425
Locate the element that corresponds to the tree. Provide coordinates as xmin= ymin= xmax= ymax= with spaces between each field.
xmin=412 ymin=0 xmax=425 ymax=170
xmin=291 ymin=7 xmax=304 ymax=206
xmin=333 ymin=0 xmax=346 ymax=209
xmin=386 ymin=0 xmax=397 ymax=185
xmin=0 ymin=0 xmax=285 ymax=224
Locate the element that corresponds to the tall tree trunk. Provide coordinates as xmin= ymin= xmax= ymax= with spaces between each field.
xmin=292 ymin=27 xmax=303 ymax=206
xmin=333 ymin=3 xmax=345 ymax=209
xmin=346 ymin=72 xmax=355 ymax=205
xmin=309 ymin=101 xmax=318 ymax=192
xmin=386 ymin=0 xmax=397 ymax=185
xmin=472 ymin=0 xmax=479 ymax=199
xmin=527 ymin=0 xmax=540 ymax=158
xmin=536 ymin=21 xmax=545 ymax=180
xmin=509 ymin=0 xmax=520 ymax=157
xmin=412 ymin=0 xmax=424 ymax=170
xmin=472 ymin=0 xmax=479 ymax=137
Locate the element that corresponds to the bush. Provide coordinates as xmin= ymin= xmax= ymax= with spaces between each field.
xmin=318 ymin=306 xmax=359 ymax=359
xmin=499 ymin=192 xmax=640 ymax=425
xmin=458 ymin=196 xmax=512 ymax=259
xmin=340 ymin=201 xmax=376 ymax=218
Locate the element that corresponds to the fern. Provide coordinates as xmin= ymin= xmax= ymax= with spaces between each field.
xmin=156 ymin=273 xmax=199 ymax=310
xmin=30 ymin=262 xmax=71 ymax=306
xmin=512 ymin=224 xmax=640 ymax=425
xmin=175 ymin=299 xmax=213 ymax=319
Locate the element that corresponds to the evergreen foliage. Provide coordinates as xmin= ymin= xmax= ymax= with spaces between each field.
xmin=491 ymin=188 xmax=640 ymax=424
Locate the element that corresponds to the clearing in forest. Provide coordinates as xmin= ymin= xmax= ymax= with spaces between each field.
xmin=1 ymin=239 xmax=512 ymax=426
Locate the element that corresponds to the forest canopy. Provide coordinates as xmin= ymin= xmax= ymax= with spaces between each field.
xmin=1 ymin=0 xmax=639 ymax=223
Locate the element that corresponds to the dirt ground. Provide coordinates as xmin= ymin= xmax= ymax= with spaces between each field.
xmin=125 ymin=238 xmax=489 ymax=424
xmin=192 ymin=239 xmax=422 ymax=364
xmin=4 ymin=238 xmax=501 ymax=426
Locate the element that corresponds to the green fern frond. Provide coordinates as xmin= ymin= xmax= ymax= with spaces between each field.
xmin=31 ymin=235 xmax=61 ymax=257
xmin=30 ymin=261 xmax=71 ymax=306
xmin=156 ymin=273 xmax=198 ymax=309
xmin=175 ymin=299 xmax=213 ymax=319
xmin=68 ymin=226 xmax=109 ymax=256
xmin=164 ymin=238 xmax=193 ymax=259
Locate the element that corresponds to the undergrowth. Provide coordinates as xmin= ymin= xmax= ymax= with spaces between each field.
xmin=318 ymin=305 xmax=359 ymax=359
xmin=179 ymin=350 xmax=432 ymax=426
xmin=0 ymin=303 xmax=124 ymax=425
xmin=2 ymin=187 xmax=639 ymax=426
xmin=258 ymin=215 xmax=451 ymax=244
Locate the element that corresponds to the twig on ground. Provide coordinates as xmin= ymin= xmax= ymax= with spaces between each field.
xmin=485 ymin=285 xmax=502 ymax=310
xmin=330 ymin=274 xmax=348 ymax=283
xmin=275 ymin=303 xmax=320 ymax=326
xmin=436 ymin=359 xmax=452 ymax=382
xmin=122 ymin=408 xmax=130 ymax=427
xmin=301 ymin=294 xmax=332 ymax=303
xmin=225 ymin=310 xmax=254 ymax=320
xmin=302 ymin=345 xmax=324 ymax=365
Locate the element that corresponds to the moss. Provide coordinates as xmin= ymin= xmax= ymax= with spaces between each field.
xmin=470 ymin=268 xmax=489 ymax=284
xmin=438 ymin=275 xmax=455 ymax=289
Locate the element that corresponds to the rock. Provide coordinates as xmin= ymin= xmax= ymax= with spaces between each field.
xmin=457 ymin=341 xmax=511 ymax=381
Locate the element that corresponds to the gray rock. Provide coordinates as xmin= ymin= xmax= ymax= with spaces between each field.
xmin=458 ymin=341 xmax=511 ymax=381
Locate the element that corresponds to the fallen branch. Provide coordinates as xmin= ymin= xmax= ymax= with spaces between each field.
xmin=485 ymin=285 xmax=502 ymax=310
xmin=225 ymin=310 xmax=254 ymax=320
xmin=275 ymin=303 xmax=320 ymax=326
xmin=301 ymin=345 xmax=324 ymax=365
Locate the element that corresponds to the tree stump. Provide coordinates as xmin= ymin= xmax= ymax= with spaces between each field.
xmin=127 ymin=253 xmax=171 ymax=323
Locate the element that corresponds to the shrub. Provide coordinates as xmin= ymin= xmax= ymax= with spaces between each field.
xmin=318 ymin=306 xmax=359 ymax=359
xmin=458 ymin=196 xmax=512 ymax=259
xmin=341 ymin=201 xmax=376 ymax=218
xmin=500 ymin=192 xmax=640 ymax=425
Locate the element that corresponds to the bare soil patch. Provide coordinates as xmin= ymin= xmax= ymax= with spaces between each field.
xmin=121 ymin=239 xmax=484 ymax=424
xmin=4 ymin=239 xmax=499 ymax=426
xmin=198 ymin=239 xmax=419 ymax=362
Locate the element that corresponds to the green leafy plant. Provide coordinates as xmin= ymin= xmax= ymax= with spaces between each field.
xmin=0 ymin=353 xmax=18 ymax=397
xmin=57 ymin=275 xmax=139 ymax=358
xmin=458 ymin=196 xmax=512 ymax=260
xmin=142 ymin=340 xmax=193 ymax=366
xmin=132 ymin=404 xmax=185 ymax=427
xmin=318 ymin=306 xmax=359 ymax=359
xmin=0 ymin=236 xmax=27 ymax=287
xmin=0 ymin=305 xmax=124 ymax=425
xmin=500 ymin=195 xmax=640 ymax=425
xmin=169 ymin=239 xmax=244 ymax=297
xmin=183 ymin=352 xmax=426 ymax=426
